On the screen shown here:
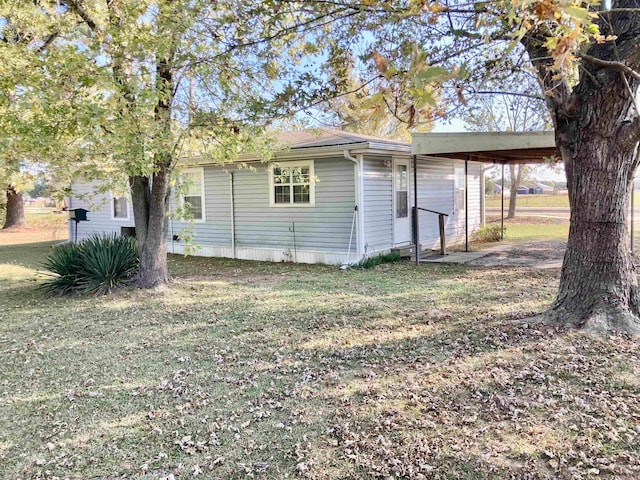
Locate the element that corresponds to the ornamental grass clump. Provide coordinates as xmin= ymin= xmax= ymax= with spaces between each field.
xmin=41 ymin=234 xmax=139 ymax=295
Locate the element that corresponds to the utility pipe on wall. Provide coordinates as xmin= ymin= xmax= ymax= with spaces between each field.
xmin=343 ymin=150 xmax=364 ymax=261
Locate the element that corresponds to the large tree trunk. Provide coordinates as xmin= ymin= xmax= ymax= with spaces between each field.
xmin=523 ymin=1 xmax=640 ymax=334
xmin=130 ymin=169 xmax=171 ymax=288
xmin=2 ymin=186 xmax=27 ymax=229
xmin=549 ymin=132 xmax=640 ymax=333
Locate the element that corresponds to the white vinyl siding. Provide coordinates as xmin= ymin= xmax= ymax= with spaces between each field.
xmin=233 ymin=158 xmax=355 ymax=252
xmin=68 ymin=181 xmax=134 ymax=241
xmin=362 ymin=156 xmax=394 ymax=253
xmin=415 ymin=157 xmax=482 ymax=250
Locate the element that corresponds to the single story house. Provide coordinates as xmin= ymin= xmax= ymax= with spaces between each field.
xmin=68 ymin=129 xmax=486 ymax=265
xmin=532 ymin=182 xmax=554 ymax=194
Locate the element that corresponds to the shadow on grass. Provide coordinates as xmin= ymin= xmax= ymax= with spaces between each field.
xmin=0 ymin=240 xmax=59 ymax=269
xmin=9 ymin=253 xmax=630 ymax=478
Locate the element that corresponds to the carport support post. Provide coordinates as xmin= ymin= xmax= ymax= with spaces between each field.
xmin=413 ymin=154 xmax=419 ymax=266
xmin=501 ymin=163 xmax=505 ymax=240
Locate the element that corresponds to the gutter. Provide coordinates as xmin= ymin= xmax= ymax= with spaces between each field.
xmin=343 ymin=150 xmax=365 ymax=264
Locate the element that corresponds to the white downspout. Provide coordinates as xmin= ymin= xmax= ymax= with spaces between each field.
xmin=480 ymin=166 xmax=487 ymax=227
xmin=343 ymin=150 xmax=364 ymax=261
xmin=229 ymin=172 xmax=236 ymax=258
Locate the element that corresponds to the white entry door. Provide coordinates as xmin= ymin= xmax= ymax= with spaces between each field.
xmin=393 ymin=158 xmax=412 ymax=245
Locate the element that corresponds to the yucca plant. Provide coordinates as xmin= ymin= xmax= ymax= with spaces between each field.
xmin=76 ymin=234 xmax=139 ymax=295
xmin=39 ymin=242 xmax=84 ymax=295
xmin=40 ymin=234 xmax=139 ymax=296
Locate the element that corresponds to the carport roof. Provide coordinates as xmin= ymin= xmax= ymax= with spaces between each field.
xmin=411 ymin=131 xmax=560 ymax=164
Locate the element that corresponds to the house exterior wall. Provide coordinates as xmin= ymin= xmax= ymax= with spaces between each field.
xmin=68 ymin=180 xmax=135 ymax=241
xmin=415 ymin=157 xmax=482 ymax=250
xmin=362 ymin=156 xmax=393 ymax=254
xmin=68 ymin=153 xmax=484 ymax=265
xmin=70 ymin=156 xmax=357 ymax=265
xmin=359 ymin=155 xmax=484 ymax=255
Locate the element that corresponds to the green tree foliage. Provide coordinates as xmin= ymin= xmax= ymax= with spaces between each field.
xmin=51 ymin=0 xmax=355 ymax=287
xmin=0 ymin=1 xmax=99 ymax=227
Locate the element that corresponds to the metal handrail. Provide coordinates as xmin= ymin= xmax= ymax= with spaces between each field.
xmin=414 ymin=206 xmax=448 ymax=257
xmin=416 ymin=207 xmax=449 ymax=217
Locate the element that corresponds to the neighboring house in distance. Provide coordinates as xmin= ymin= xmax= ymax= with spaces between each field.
xmin=532 ymin=182 xmax=554 ymax=194
xmin=67 ymin=129 xmax=485 ymax=265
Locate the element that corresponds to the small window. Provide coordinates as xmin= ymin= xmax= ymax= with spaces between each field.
xmin=180 ymin=168 xmax=205 ymax=221
xmin=112 ymin=195 xmax=129 ymax=220
xmin=395 ymin=163 xmax=408 ymax=218
xmin=269 ymin=161 xmax=315 ymax=206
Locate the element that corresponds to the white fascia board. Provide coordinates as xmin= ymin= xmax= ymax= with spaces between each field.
xmin=411 ymin=131 xmax=555 ymax=155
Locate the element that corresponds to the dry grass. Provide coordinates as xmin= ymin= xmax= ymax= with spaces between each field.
xmin=1 ymin=239 xmax=640 ymax=479
xmin=0 ymin=210 xmax=68 ymax=246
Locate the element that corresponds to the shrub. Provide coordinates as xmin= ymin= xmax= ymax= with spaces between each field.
xmin=40 ymin=242 xmax=84 ymax=295
xmin=40 ymin=234 xmax=139 ymax=295
xmin=472 ymin=224 xmax=504 ymax=243
xmin=353 ymin=252 xmax=401 ymax=269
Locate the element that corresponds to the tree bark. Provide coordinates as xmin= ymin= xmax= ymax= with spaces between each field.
xmin=506 ymin=165 xmax=524 ymax=219
xmin=523 ymin=2 xmax=640 ymax=333
xmin=2 ymin=186 xmax=28 ymax=229
xmin=130 ymin=169 xmax=171 ymax=288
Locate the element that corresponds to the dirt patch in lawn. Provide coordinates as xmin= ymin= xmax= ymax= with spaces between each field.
xmin=0 ymin=226 xmax=67 ymax=246
xmin=470 ymin=241 xmax=566 ymax=269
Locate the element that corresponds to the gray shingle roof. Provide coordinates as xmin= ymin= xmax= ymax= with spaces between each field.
xmin=279 ymin=128 xmax=409 ymax=149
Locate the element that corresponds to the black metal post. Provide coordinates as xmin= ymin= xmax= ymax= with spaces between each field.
xmin=501 ymin=163 xmax=505 ymax=240
xmin=413 ymin=154 xmax=419 ymax=265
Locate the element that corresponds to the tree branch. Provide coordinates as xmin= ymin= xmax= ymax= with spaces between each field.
xmin=471 ymin=89 xmax=545 ymax=101
xmin=579 ymin=53 xmax=640 ymax=81
xmin=36 ymin=32 xmax=59 ymax=53
xmin=64 ymin=0 xmax=98 ymax=30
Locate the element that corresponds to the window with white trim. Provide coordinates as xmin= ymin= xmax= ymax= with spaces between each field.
xmin=180 ymin=168 xmax=205 ymax=221
xmin=111 ymin=192 xmax=129 ymax=220
xmin=269 ymin=161 xmax=315 ymax=206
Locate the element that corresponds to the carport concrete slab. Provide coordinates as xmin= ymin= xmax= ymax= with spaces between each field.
xmin=420 ymin=244 xmax=511 ymax=264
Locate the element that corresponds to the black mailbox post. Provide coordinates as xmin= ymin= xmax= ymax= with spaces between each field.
xmin=68 ymin=208 xmax=90 ymax=242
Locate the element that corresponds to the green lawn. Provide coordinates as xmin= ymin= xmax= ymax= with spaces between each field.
xmin=496 ymin=217 xmax=569 ymax=243
xmin=485 ymin=193 xmax=569 ymax=208
xmin=486 ymin=192 xmax=640 ymax=209
xmin=2 ymin=242 xmax=640 ymax=478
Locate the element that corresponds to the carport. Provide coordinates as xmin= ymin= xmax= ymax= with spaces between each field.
xmin=410 ymin=131 xmax=560 ymax=264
